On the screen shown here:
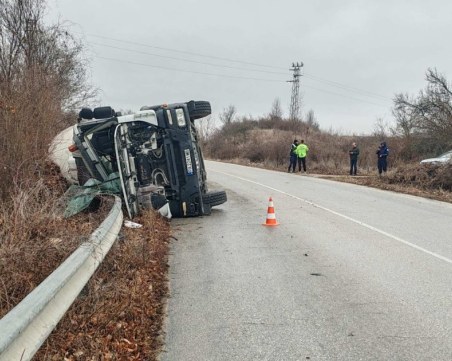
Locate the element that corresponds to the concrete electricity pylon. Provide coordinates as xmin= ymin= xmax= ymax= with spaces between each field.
xmin=287 ymin=62 xmax=303 ymax=121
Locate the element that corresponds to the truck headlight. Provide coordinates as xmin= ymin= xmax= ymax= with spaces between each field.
xmin=176 ymin=109 xmax=186 ymax=127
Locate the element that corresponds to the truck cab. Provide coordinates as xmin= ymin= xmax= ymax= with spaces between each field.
xmin=70 ymin=101 xmax=226 ymax=218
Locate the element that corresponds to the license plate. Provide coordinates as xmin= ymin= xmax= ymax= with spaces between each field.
xmin=184 ymin=149 xmax=193 ymax=175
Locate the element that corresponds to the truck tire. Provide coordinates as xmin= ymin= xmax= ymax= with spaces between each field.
xmin=202 ymin=191 xmax=227 ymax=208
xmin=93 ymin=106 xmax=115 ymax=119
xmin=187 ymin=100 xmax=211 ymax=121
xmin=78 ymin=108 xmax=93 ymax=120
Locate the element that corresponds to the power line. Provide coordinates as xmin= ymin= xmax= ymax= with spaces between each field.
xmin=94 ymin=55 xmax=388 ymax=108
xmin=83 ymin=32 xmax=283 ymax=70
xmin=303 ymin=84 xmax=388 ymax=107
xmin=304 ymin=73 xmax=390 ymax=100
xmin=87 ymin=37 xmax=391 ymax=101
xmin=88 ymin=41 xmax=288 ymax=76
xmin=94 ymin=56 xmax=286 ymax=83
xmin=79 ymin=32 xmax=391 ymax=108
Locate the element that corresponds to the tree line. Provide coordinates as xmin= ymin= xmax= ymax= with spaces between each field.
xmin=200 ymin=68 xmax=451 ymax=171
xmin=393 ymin=68 xmax=452 ymax=157
xmin=0 ymin=0 xmax=93 ymax=199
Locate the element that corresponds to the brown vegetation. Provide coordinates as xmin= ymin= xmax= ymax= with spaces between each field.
xmin=205 ymin=116 xmax=407 ymax=172
xmin=321 ymin=164 xmax=452 ymax=204
xmin=0 ymin=163 xmax=170 ymax=359
xmin=0 ymin=162 xmax=99 ymax=318
xmin=205 ymin=95 xmax=452 ymax=200
xmin=1 ymin=2 xmax=450 ymax=358
xmin=0 ymin=0 xmax=94 ymax=199
xmin=1 ymin=2 xmax=170 ymax=359
xmin=393 ymin=68 xmax=452 ymax=155
xmin=35 ymin=210 xmax=170 ymax=361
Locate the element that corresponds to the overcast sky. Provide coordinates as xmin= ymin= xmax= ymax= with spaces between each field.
xmin=45 ymin=0 xmax=452 ymax=134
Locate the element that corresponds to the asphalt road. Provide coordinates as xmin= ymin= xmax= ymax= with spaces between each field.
xmin=161 ymin=161 xmax=452 ymax=361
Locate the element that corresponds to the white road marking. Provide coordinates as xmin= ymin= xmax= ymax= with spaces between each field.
xmin=214 ymin=170 xmax=452 ymax=265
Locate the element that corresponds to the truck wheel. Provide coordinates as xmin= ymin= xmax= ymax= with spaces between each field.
xmin=78 ymin=108 xmax=93 ymax=120
xmin=187 ymin=101 xmax=211 ymax=121
xmin=93 ymin=106 xmax=116 ymax=119
xmin=202 ymin=191 xmax=227 ymax=208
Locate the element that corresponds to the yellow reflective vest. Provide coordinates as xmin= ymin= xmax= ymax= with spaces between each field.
xmin=294 ymin=143 xmax=309 ymax=158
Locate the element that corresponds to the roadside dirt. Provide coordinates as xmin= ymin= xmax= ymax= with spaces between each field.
xmin=310 ymin=170 xmax=452 ymax=204
xmin=1 ymin=163 xmax=171 ymax=361
xmin=221 ymin=158 xmax=452 ymax=204
xmin=35 ymin=210 xmax=170 ymax=361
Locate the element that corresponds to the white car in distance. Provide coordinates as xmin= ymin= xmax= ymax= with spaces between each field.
xmin=420 ymin=150 xmax=452 ymax=165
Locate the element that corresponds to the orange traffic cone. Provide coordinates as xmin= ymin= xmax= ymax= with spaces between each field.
xmin=263 ymin=197 xmax=279 ymax=226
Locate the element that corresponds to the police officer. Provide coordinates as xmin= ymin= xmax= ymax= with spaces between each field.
xmin=288 ymin=139 xmax=298 ymax=173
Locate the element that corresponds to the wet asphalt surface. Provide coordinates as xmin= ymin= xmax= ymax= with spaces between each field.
xmin=161 ymin=161 xmax=452 ymax=361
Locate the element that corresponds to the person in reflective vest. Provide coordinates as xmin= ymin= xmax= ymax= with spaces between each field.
xmin=294 ymin=139 xmax=309 ymax=173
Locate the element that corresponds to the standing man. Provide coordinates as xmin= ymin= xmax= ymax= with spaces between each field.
xmin=349 ymin=142 xmax=360 ymax=176
xmin=294 ymin=139 xmax=309 ymax=173
xmin=288 ymin=139 xmax=299 ymax=173
xmin=376 ymin=141 xmax=389 ymax=176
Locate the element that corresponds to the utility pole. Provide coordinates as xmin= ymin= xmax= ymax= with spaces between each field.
xmin=287 ymin=62 xmax=303 ymax=121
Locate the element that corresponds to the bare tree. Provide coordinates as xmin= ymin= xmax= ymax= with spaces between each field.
xmin=392 ymin=68 xmax=452 ymax=148
xmin=305 ymin=109 xmax=319 ymax=131
xmin=0 ymin=0 xmax=95 ymax=109
xmin=219 ymin=104 xmax=236 ymax=125
xmin=195 ymin=115 xmax=217 ymax=147
xmin=372 ymin=117 xmax=390 ymax=139
xmin=269 ymin=98 xmax=283 ymax=120
xmin=392 ymin=93 xmax=418 ymax=138
xmin=0 ymin=0 xmax=95 ymax=198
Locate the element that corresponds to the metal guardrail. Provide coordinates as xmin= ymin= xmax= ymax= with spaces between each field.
xmin=0 ymin=196 xmax=123 ymax=361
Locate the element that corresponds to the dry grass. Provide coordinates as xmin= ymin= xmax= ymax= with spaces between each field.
xmin=205 ymin=118 xmax=452 ymax=202
xmin=35 ymin=210 xmax=170 ymax=361
xmin=0 ymin=162 xmax=102 ymax=318
xmin=323 ymin=164 xmax=452 ymax=203
xmin=1 ymin=163 xmax=171 ymax=360
xmin=0 ymin=205 xmax=111 ymax=317
xmin=209 ymin=156 xmax=452 ymax=204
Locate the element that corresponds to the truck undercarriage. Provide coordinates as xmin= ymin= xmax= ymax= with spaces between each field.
xmin=69 ymin=101 xmax=226 ymax=218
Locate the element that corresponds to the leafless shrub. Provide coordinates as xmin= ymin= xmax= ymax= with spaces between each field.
xmin=269 ymin=97 xmax=283 ymax=121
xmin=195 ymin=115 xmax=217 ymax=148
xmin=372 ymin=117 xmax=391 ymax=139
xmin=205 ymin=111 xmax=410 ymax=175
xmin=204 ymin=91 xmax=451 ymax=195
xmin=392 ymin=68 xmax=452 ymax=156
xmin=219 ymin=104 xmax=237 ymax=125
xmin=0 ymin=0 xmax=95 ymax=200
xmin=305 ymin=109 xmax=320 ymax=132
xmin=388 ymin=163 xmax=452 ymax=191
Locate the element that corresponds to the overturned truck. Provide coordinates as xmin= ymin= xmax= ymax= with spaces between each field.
xmin=69 ymin=100 xmax=227 ymax=218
